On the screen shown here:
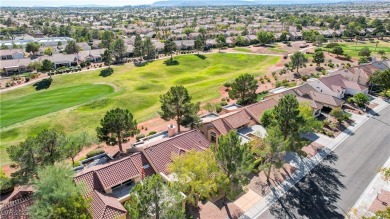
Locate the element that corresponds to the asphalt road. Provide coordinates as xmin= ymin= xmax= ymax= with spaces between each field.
xmin=258 ymin=105 xmax=390 ymax=219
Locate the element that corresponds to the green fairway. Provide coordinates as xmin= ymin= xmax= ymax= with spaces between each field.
xmin=0 ymin=53 xmax=280 ymax=165
xmin=321 ymin=41 xmax=390 ymax=58
xmin=1 ymin=84 xmax=115 ymax=128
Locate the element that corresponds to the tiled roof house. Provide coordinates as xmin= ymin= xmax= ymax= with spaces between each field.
xmin=73 ymin=129 xmax=209 ymax=219
xmin=267 ymin=84 xmax=345 ymax=110
xmin=90 ymin=190 xmax=127 ymax=219
xmin=199 ymin=98 xmax=278 ymax=143
xmin=307 ymin=74 xmax=368 ymax=99
xmin=1 ymin=130 xmax=209 ymax=219
xmin=0 ymin=186 xmax=34 ymax=219
xmin=130 ymin=129 xmax=210 ymax=176
xmin=333 ymin=63 xmax=380 ymax=86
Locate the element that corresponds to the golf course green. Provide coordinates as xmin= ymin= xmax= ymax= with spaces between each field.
xmin=0 ymin=53 xmax=280 ymax=165
xmin=321 ymin=41 xmax=390 ymax=58
xmin=1 ymin=84 xmax=115 ymax=128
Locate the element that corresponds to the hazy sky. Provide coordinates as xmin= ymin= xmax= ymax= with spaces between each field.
xmin=2 ymin=0 xmax=159 ymax=7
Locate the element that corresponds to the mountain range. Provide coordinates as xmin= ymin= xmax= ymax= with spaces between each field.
xmin=151 ymin=0 xmax=379 ymax=6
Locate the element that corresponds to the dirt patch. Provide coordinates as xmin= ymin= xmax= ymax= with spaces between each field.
xmin=302 ymin=142 xmax=324 ymax=158
xmin=188 ymin=198 xmax=244 ymax=219
xmin=247 ymin=163 xmax=296 ymax=197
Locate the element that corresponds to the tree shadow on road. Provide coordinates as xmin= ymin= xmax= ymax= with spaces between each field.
xmin=268 ymin=151 xmax=346 ymax=219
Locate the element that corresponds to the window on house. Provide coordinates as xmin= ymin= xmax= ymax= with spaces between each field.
xmin=210 ymin=132 xmax=217 ymax=143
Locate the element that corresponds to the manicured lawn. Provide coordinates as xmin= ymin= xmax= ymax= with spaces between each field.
xmin=321 ymin=40 xmax=390 ymax=58
xmin=234 ymin=47 xmax=252 ymax=53
xmin=1 ymin=84 xmax=114 ymax=128
xmin=0 ymin=53 xmax=280 ymax=165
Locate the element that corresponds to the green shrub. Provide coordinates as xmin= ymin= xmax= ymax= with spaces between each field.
xmin=323 ymin=119 xmax=331 ymax=127
xmin=223 ymin=82 xmax=231 ymax=88
xmin=329 ymin=122 xmax=337 ymax=130
xmin=73 ymin=160 xmax=81 ymax=167
xmin=30 ymin=73 xmax=39 ymax=79
xmin=215 ymin=103 xmax=222 ymax=113
xmin=353 ymin=93 xmax=369 ymax=107
xmin=325 ymin=42 xmax=340 ymax=48
xmin=358 ymin=57 xmax=370 ymax=64
xmin=260 ymin=109 xmax=274 ymax=127
xmin=289 ymin=82 xmax=297 ymax=87
xmin=86 ymin=149 xmax=105 ymax=158
xmin=220 ymin=101 xmax=228 ymax=106
xmin=136 ymin=134 xmax=145 ymax=141
xmin=251 ymin=158 xmax=263 ymax=173
xmin=260 ymin=78 xmax=264 ymax=84
xmin=148 ymin=131 xmax=157 ymax=136
xmin=325 ymin=130 xmax=334 ymax=137
xmin=0 ymin=171 xmax=14 ymax=194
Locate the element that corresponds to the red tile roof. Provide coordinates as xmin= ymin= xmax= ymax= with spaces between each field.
xmin=74 ymin=171 xmax=103 ymax=194
xmin=75 ymin=153 xmax=154 ymax=192
xmin=319 ymin=74 xmax=367 ymax=92
xmin=205 ymin=99 xmax=278 ymax=134
xmin=0 ymin=187 xmax=33 ymax=219
xmin=270 ymin=84 xmax=344 ymax=108
xmin=222 ymin=110 xmax=252 ymax=129
xmin=90 ymin=190 xmax=127 ymax=219
xmin=94 ymin=157 xmax=139 ymax=191
xmin=143 ymin=130 xmax=210 ymax=174
xmin=211 ymin=118 xmax=232 ymax=135
xmin=295 ymin=96 xmax=323 ymax=110
xmin=348 ymin=64 xmax=378 ymax=78
xmin=305 ymin=91 xmax=344 ymax=107
xmin=244 ymin=98 xmax=278 ymax=122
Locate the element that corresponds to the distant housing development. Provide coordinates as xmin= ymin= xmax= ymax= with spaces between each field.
xmin=0 ymin=2 xmax=390 ymax=219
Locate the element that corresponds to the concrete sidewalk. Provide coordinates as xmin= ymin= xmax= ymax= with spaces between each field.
xmin=349 ymin=156 xmax=390 ymax=219
xmin=240 ymin=98 xmax=389 ymax=219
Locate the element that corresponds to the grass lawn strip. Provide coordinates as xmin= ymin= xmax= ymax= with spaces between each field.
xmin=1 ymin=84 xmax=115 ymax=128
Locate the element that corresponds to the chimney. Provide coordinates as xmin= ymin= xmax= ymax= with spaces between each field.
xmin=167 ymin=124 xmax=176 ymax=137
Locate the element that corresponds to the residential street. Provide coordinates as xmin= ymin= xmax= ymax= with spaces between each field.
xmin=258 ymin=105 xmax=390 ymax=219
